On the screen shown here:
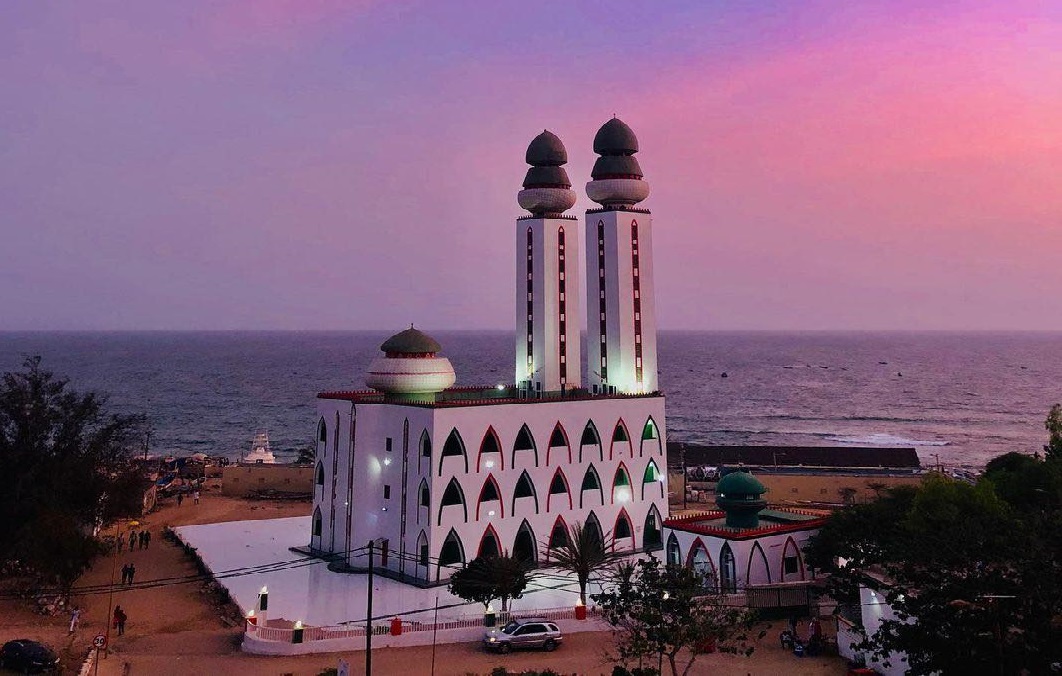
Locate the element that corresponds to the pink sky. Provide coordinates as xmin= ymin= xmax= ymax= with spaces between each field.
xmin=1 ymin=1 xmax=1060 ymax=330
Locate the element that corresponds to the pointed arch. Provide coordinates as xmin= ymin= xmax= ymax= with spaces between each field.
xmin=584 ymin=511 xmax=604 ymax=551
xmin=639 ymin=416 xmax=662 ymax=457
xmin=546 ymin=467 xmax=573 ymax=511
xmin=417 ymin=478 xmax=430 ymax=523
xmin=720 ymin=543 xmax=737 ymax=593
xmin=419 ymin=430 xmax=432 ymax=473
xmin=416 ymin=530 xmax=429 ymax=578
xmin=641 ymin=459 xmax=665 ymax=500
xmin=747 ymin=541 xmax=772 ymax=585
xmin=546 ymin=422 xmax=571 ymax=465
xmin=579 ymin=420 xmax=603 ymax=463
xmin=439 ymin=428 xmax=467 ymax=476
xmin=477 ymin=426 xmax=504 ymax=472
xmin=545 ymin=515 xmax=569 ymax=561
xmin=609 ymin=419 xmax=633 ymax=459
xmin=613 ymin=508 xmax=634 ymax=550
xmin=315 ymin=461 xmax=325 ymax=487
xmin=312 ymin=506 xmax=323 ymax=538
xmin=317 ymin=417 xmax=327 ymax=444
xmin=511 ymin=470 xmax=540 ymax=516
xmin=781 ymin=536 xmax=806 ymax=582
xmin=476 ymin=473 xmax=504 ymax=520
xmin=643 ymin=504 xmax=663 ymax=550
xmin=437 ymin=528 xmax=465 ymax=580
xmin=611 ymin=462 xmax=633 ymax=504
xmin=438 ymin=477 xmax=467 ymax=526
xmin=511 ymin=423 xmax=539 ymax=468
xmin=687 ymin=537 xmax=718 ymax=591
xmin=513 ymin=520 xmax=537 ymax=565
xmin=665 ymin=533 xmax=681 ymax=566
xmin=579 ymin=464 xmax=604 ymax=508
xmin=478 ymin=524 xmax=501 ymax=559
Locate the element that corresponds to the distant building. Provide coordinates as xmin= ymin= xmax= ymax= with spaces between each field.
xmin=310 ymin=120 xmax=669 ymax=585
xmin=222 ymin=464 xmax=313 ymax=498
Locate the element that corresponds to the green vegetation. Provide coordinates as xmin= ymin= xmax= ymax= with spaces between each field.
xmin=806 ymin=414 xmax=1062 ymax=675
xmin=448 ymin=554 xmax=533 ymax=612
xmin=592 ymin=557 xmax=759 ymax=676
xmin=0 ymin=357 xmax=149 ymax=598
xmin=544 ymin=521 xmax=624 ymax=606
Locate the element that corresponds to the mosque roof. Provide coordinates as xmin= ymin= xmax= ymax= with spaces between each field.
xmin=593 ymin=117 xmax=639 ymax=155
xmin=717 ymin=471 xmax=766 ymax=496
xmin=526 ymin=130 xmax=568 ymax=166
xmin=591 ymin=154 xmax=643 ymax=179
xmin=380 ymin=327 xmax=441 ymax=355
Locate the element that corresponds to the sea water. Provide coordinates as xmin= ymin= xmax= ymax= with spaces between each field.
xmin=1 ymin=331 xmax=1059 ymax=468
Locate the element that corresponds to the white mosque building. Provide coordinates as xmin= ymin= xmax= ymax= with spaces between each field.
xmin=309 ymin=119 xmax=669 ymax=585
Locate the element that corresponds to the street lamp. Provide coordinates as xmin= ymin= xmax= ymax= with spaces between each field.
xmin=365 ymin=538 xmax=388 ymax=676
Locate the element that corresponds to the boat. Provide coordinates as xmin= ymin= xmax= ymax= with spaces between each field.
xmin=244 ymin=432 xmax=277 ymax=464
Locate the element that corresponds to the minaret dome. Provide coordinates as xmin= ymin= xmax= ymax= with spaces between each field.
xmin=518 ymin=130 xmax=577 ymax=217
xmin=586 ymin=117 xmax=650 ymax=208
xmin=366 ymin=326 xmax=456 ymax=401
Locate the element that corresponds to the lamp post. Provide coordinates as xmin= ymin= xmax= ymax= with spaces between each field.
xmin=96 ymin=518 xmax=138 ymax=676
xmin=365 ymin=538 xmax=386 ymax=676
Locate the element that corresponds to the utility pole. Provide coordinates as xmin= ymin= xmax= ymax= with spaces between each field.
xmin=366 ymin=540 xmax=375 ymax=676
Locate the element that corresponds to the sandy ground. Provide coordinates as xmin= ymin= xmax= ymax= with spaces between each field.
xmin=0 ymin=487 xmax=847 ymax=675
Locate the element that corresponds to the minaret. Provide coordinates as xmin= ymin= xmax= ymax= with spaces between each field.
xmin=515 ymin=131 xmax=582 ymax=394
xmin=584 ymin=118 xmax=658 ymax=394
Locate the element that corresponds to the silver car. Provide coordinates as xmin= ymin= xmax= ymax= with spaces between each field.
xmin=483 ymin=618 xmax=563 ymax=653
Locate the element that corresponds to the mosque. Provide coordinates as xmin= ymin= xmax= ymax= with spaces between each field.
xmin=309 ymin=119 xmax=669 ymax=585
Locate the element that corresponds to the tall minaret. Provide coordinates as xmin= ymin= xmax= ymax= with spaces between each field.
xmin=584 ymin=118 xmax=658 ymax=395
xmin=515 ymin=131 xmax=582 ymax=394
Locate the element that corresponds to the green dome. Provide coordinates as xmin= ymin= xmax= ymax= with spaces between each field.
xmin=717 ymin=471 xmax=765 ymax=497
xmin=380 ymin=327 xmax=441 ymax=355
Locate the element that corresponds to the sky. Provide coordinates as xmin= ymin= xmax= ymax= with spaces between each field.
xmin=1 ymin=0 xmax=1060 ymax=331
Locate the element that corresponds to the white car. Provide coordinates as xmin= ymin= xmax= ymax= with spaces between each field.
xmin=483 ymin=618 xmax=563 ymax=653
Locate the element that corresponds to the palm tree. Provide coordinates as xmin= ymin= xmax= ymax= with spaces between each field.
xmin=545 ymin=521 xmax=625 ymax=606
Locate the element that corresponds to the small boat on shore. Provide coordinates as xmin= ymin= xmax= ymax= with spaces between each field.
xmin=244 ymin=432 xmax=277 ymax=464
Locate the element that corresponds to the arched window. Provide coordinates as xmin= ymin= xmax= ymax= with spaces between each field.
xmin=477 ymin=474 xmax=504 ymax=520
xmin=720 ymin=543 xmax=737 ymax=593
xmin=478 ymin=525 xmax=501 ymax=559
xmin=417 ymin=479 xmax=430 ymax=523
xmin=612 ymin=463 xmax=633 ymax=504
xmin=512 ymin=423 xmax=538 ymax=468
xmin=641 ymin=459 xmax=664 ymax=499
xmin=312 ymin=507 xmax=322 ymax=538
xmin=315 ymin=461 xmax=325 ymax=487
xmin=437 ymin=528 xmax=465 ymax=580
xmin=781 ymin=536 xmax=806 ymax=582
xmin=613 ymin=509 xmax=634 ymax=550
xmin=438 ymin=477 xmax=467 ymax=525
xmin=579 ymin=420 xmax=602 ymax=462
xmin=640 ymin=416 xmax=662 ymax=456
xmin=439 ymin=428 xmax=467 ymax=476
xmin=512 ymin=470 xmax=539 ymax=515
xmin=688 ymin=538 xmax=717 ymax=591
xmin=546 ymin=468 xmax=572 ymax=511
xmin=547 ymin=422 xmax=570 ymax=464
xmin=317 ymin=417 xmax=327 ymax=444
xmin=584 ymin=512 xmax=604 ymax=551
xmin=420 ymin=430 xmax=432 ymax=460
xmin=579 ymin=464 xmax=604 ymax=508
xmin=546 ymin=516 xmax=569 ymax=560
xmin=477 ymin=427 xmax=504 ymax=471
xmin=643 ymin=505 xmax=662 ymax=551
xmin=513 ymin=520 xmax=537 ymax=564
xmin=747 ymin=541 xmax=771 ymax=585
xmin=416 ymin=530 xmax=429 ymax=576
xmin=666 ymin=533 xmax=681 ymax=565
xmin=610 ymin=420 xmax=633 ymax=459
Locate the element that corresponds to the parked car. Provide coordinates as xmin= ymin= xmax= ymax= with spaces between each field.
xmin=483 ymin=618 xmax=562 ymax=653
xmin=0 ymin=639 xmax=59 ymax=673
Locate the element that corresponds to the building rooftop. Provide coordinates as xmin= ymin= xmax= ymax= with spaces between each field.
xmin=664 ymin=507 xmax=830 ymax=541
xmin=318 ymin=385 xmax=663 ymax=408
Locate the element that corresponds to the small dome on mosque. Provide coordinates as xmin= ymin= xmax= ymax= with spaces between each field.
xmin=593 ymin=117 xmax=639 ymax=156
xmin=525 ymin=130 xmax=568 ymax=166
xmin=717 ymin=471 xmax=766 ymax=498
xmin=380 ymin=326 xmax=442 ymax=356
xmin=590 ymin=155 xmax=643 ymax=180
xmin=522 ymin=165 xmax=572 ymax=189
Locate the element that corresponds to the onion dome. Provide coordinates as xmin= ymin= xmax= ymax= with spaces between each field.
xmin=366 ymin=326 xmax=456 ymax=402
xmin=716 ymin=471 xmax=767 ymax=529
xmin=586 ymin=117 xmax=650 ymax=208
xmin=518 ymin=130 xmax=577 ymax=217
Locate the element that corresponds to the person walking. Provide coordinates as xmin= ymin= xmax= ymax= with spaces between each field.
xmin=128 ymin=563 xmax=136 ymax=586
xmin=68 ymin=606 xmax=81 ymax=634
xmin=115 ymin=606 xmax=127 ymax=636
xmin=138 ymin=531 xmax=146 ymax=550
xmin=117 ymin=533 xmax=125 ymax=553
xmin=176 ymin=492 xmax=183 ymax=507
xmin=143 ymin=530 xmax=152 ymax=549
xmin=120 ymin=563 xmax=130 ymax=585
xmin=193 ymin=489 xmax=200 ymax=505
xmin=128 ymin=530 xmax=137 ymax=552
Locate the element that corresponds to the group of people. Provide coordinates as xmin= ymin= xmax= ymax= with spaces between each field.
xmin=121 ymin=562 xmax=137 ymax=585
xmin=175 ymin=489 xmax=200 ymax=507
xmin=117 ymin=528 xmax=152 ymax=552
xmin=780 ymin=616 xmax=827 ymax=657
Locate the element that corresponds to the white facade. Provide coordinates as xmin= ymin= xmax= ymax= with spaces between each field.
xmin=585 ymin=208 xmax=659 ymax=394
xmin=515 ymin=216 xmax=582 ymax=393
xmin=311 ymin=393 xmax=667 ymax=585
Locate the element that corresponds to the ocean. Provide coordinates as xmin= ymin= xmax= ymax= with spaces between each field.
xmin=1 ymin=331 xmax=1059 ymax=468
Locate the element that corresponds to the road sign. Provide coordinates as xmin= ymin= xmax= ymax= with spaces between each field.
xmin=93 ymin=634 xmax=107 ymax=649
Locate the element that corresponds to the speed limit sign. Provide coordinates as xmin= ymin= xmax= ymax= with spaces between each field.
xmin=93 ymin=634 xmax=107 ymax=649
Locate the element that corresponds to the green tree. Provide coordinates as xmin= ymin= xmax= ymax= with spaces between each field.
xmin=448 ymin=554 xmax=532 ymax=611
xmin=592 ymin=557 xmax=759 ymax=676
xmin=544 ymin=521 xmax=624 ymax=606
xmin=0 ymin=357 xmax=148 ymax=597
xmin=807 ymin=471 xmax=1062 ymax=675
xmin=1045 ymin=403 xmax=1062 ymax=460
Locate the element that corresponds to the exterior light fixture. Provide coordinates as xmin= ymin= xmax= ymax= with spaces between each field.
xmin=488 ymin=510 xmax=495 ymax=517
xmin=496 ymin=384 xmax=505 ymax=391
xmin=382 ymin=506 xmax=388 ymax=511
xmin=384 ymin=457 xmax=392 ymax=466
xmin=485 ymin=460 xmax=495 ymax=468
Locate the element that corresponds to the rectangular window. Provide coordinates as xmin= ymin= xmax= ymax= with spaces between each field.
xmin=383 ymin=485 xmax=391 ymax=500
xmin=784 ymin=556 xmax=799 ymax=575
xmin=385 ymin=437 xmax=393 ymax=453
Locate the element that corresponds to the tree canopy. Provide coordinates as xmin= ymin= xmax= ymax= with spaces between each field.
xmin=0 ymin=357 xmax=148 ymax=595
xmin=448 ymin=554 xmax=533 ymax=611
xmin=592 ymin=557 xmax=759 ymax=676
xmin=544 ymin=521 xmax=625 ymax=605
xmin=807 ymin=455 xmax=1062 ymax=675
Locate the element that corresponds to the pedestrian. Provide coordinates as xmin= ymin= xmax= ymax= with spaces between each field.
xmin=117 ymin=534 xmax=124 ymax=553
xmin=143 ymin=530 xmax=152 ymax=549
xmin=128 ymin=563 xmax=136 ymax=585
xmin=120 ymin=563 xmax=130 ymax=585
xmin=115 ymin=606 xmax=127 ymax=636
xmin=177 ymin=492 xmax=183 ymax=507
xmin=138 ymin=531 xmax=146 ymax=550
xmin=68 ymin=606 xmax=81 ymax=634
xmin=128 ymin=530 xmax=137 ymax=551
xmin=193 ymin=489 xmax=200 ymax=505
xmin=113 ymin=605 xmax=123 ymax=634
